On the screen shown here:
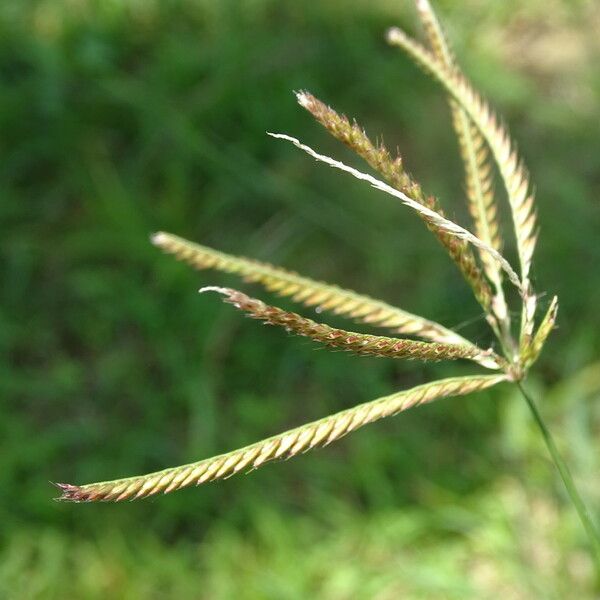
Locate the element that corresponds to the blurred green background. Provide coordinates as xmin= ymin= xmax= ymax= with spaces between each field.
xmin=1 ymin=0 xmax=599 ymax=597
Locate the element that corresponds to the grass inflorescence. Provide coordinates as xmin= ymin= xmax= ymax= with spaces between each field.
xmin=55 ymin=0 xmax=600 ymax=578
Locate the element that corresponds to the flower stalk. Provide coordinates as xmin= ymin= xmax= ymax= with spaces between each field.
xmin=517 ymin=382 xmax=600 ymax=574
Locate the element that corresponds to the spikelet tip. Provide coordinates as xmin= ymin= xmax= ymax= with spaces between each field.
xmin=199 ymin=286 xmax=231 ymax=296
xmin=151 ymin=231 xmax=169 ymax=247
xmin=295 ymin=90 xmax=312 ymax=109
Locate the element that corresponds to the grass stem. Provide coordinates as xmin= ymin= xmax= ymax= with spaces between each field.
xmin=517 ymin=381 xmax=600 ymax=577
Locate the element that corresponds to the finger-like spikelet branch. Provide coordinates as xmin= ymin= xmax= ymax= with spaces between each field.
xmin=201 ymin=286 xmax=501 ymax=365
xmin=414 ymin=0 xmax=512 ymax=352
xmin=151 ymin=231 xmax=484 ymax=353
xmin=415 ymin=3 xmax=505 ymax=283
xmin=297 ymin=91 xmax=432 ymax=208
xmin=385 ymin=28 xmax=538 ymax=293
xmin=268 ymin=132 xmax=523 ymax=294
xmin=454 ymin=118 xmax=503 ymax=277
xmin=522 ymin=296 xmax=558 ymax=369
xmin=297 ymin=90 xmax=493 ymax=313
xmin=55 ymin=374 xmax=507 ymax=502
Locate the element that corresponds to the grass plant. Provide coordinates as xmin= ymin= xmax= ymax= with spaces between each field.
xmin=53 ymin=0 xmax=600 ymax=576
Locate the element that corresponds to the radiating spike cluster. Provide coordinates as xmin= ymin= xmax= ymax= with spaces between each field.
xmin=151 ymin=231 xmax=491 ymax=357
xmin=55 ymin=4 xmax=559 ymax=510
xmin=297 ymin=91 xmax=493 ymax=313
xmin=386 ymin=28 xmax=537 ymax=288
xmin=201 ymin=286 xmax=497 ymax=364
xmin=56 ymin=374 xmax=506 ymax=502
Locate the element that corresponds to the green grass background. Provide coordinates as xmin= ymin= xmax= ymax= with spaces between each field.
xmin=1 ymin=0 xmax=599 ymax=597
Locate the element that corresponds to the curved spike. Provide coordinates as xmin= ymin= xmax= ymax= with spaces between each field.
xmin=386 ymin=27 xmax=537 ymax=289
xmin=296 ymin=90 xmax=493 ymax=313
xmin=200 ymin=286 xmax=501 ymax=365
xmin=55 ymin=374 xmax=507 ymax=502
xmin=268 ymin=133 xmax=523 ymax=294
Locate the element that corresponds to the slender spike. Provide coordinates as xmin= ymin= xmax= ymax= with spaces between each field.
xmin=55 ymin=374 xmax=507 ymax=502
xmin=386 ymin=28 xmax=537 ymax=337
xmin=414 ymin=2 xmax=503 ymax=272
xmin=268 ymin=133 xmax=523 ymax=294
xmin=296 ymin=90 xmax=493 ymax=313
xmin=414 ymin=0 xmax=512 ymax=351
xmin=522 ymin=296 xmax=558 ymax=369
xmin=296 ymin=91 xmax=433 ymax=209
xmin=200 ymin=286 xmax=501 ymax=365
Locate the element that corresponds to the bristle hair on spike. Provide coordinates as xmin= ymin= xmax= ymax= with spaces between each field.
xmin=295 ymin=90 xmax=312 ymax=109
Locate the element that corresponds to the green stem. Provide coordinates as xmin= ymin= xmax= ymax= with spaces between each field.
xmin=517 ymin=381 xmax=600 ymax=575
